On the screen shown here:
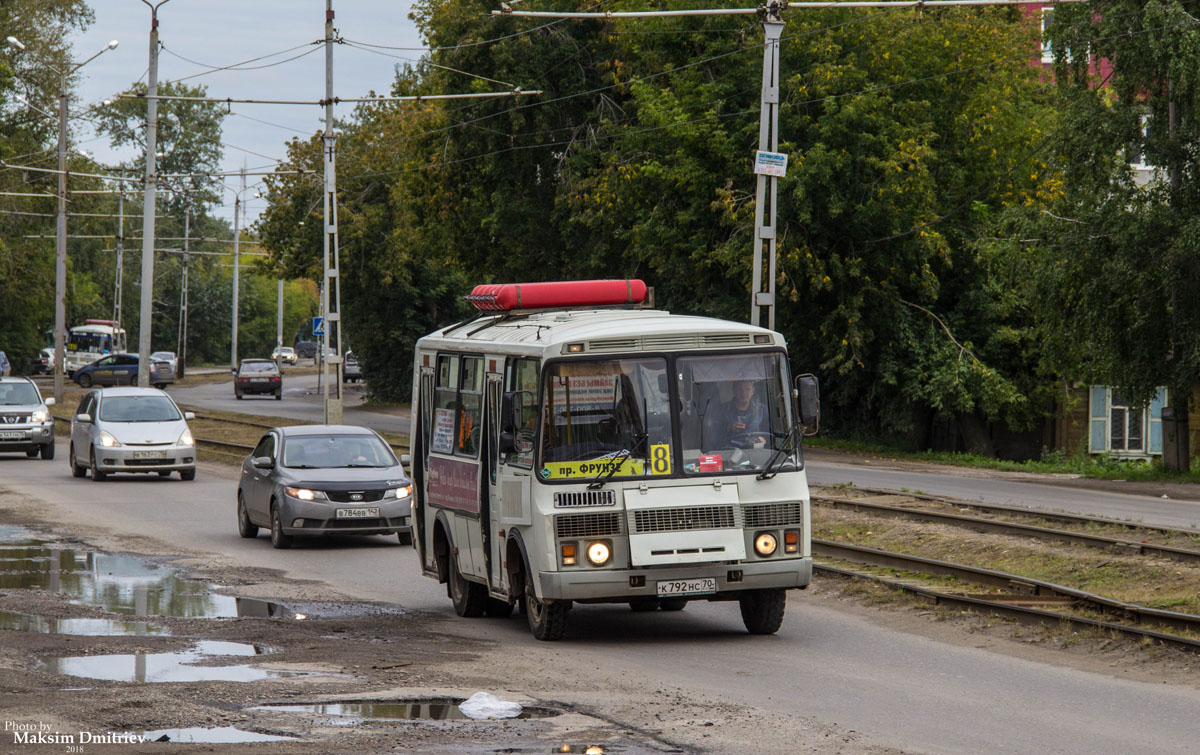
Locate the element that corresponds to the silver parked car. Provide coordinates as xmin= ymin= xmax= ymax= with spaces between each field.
xmin=69 ymin=387 xmax=197 ymax=481
xmin=150 ymin=350 xmax=178 ymax=375
xmin=236 ymin=425 xmax=412 ymax=549
xmin=0 ymin=377 xmax=57 ymax=459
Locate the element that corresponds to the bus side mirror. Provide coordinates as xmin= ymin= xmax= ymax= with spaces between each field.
xmin=794 ymin=373 xmax=820 ymax=436
xmin=500 ymin=390 xmax=534 ymax=455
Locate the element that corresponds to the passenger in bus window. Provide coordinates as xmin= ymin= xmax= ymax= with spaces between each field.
xmin=719 ymin=379 xmax=769 ymax=448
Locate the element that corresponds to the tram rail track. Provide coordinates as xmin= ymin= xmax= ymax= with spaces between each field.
xmin=813 ymin=539 xmax=1200 ymax=654
xmin=812 ymin=491 xmax=1200 ymax=564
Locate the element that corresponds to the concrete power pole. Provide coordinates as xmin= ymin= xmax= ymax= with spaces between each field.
xmin=137 ymin=0 xmax=171 ymax=387
xmin=113 ymin=185 xmax=125 ymax=328
xmin=750 ymin=12 xmax=783 ymax=329
xmin=177 ymin=203 xmax=189 ymax=378
xmin=231 ymin=168 xmax=243 ymax=372
xmin=322 ymin=0 xmax=345 ymax=424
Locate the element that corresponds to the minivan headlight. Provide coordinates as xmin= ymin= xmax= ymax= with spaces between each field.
xmin=383 ymin=485 xmax=412 ymax=499
xmin=286 ymin=487 xmax=327 ymax=501
xmin=99 ymin=430 xmax=121 ymax=448
xmin=177 ymin=428 xmax=194 ymax=447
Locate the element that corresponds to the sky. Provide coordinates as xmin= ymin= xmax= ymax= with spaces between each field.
xmin=66 ymin=0 xmax=428 ymax=226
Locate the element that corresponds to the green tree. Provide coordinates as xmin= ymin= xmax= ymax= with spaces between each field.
xmin=984 ymin=0 xmax=1200 ymax=467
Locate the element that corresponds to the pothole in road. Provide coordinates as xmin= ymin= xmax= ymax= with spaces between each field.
xmin=253 ymin=698 xmax=562 ymax=722
xmin=140 ymin=726 xmax=299 ymax=743
xmin=0 ymin=534 xmax=293 ymax=619
xmin=39 ymin=640 xmax=296 ymax=683
xmin=0 ymin=609 xmax=168 ymax=636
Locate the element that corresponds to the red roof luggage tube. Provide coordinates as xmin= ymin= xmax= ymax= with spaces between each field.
xmin=465 ymin=280 xmax=648 ymax=311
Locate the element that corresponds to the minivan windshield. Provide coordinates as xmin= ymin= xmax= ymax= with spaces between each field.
xmin=282 ymin=434 xmax=398 ymax=468
xmin=99 ymin=395 xmax=182 ymax=422
xmin=539 ymin=357 xmax=672 ymax=482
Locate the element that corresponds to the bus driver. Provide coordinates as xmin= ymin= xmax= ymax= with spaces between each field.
xmin=720 ymin=379 xmax=769 ymax=448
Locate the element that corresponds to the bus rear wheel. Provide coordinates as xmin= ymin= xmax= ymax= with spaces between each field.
xmin=739 ymin=588 xmax=786 ymax=635
xmin=448 ymin=553 xmax=486 ymax=618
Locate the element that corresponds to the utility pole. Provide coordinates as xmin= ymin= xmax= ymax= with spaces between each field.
xmin=137 ymin=0 xmax=171 ymax=388
xmin=231 ymin=167 xmax=244 ymax=372
xmin=112 ymin=184 xmax=125 ymax=328
xmin=54 ymin=81 xmax=68 ymax=403
xmin=177 ymin=201 xmax=189 ymax=378
xmin=276 ymin=278 xmax=284 ymax=371
xmin=322 ymin=0 xmax=344 ymax=424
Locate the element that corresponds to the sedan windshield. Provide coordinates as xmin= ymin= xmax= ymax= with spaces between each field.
xmin=0 ymin=383 xmax=41 ymax=405
xmin=677 ymin=352 xmax=795 ymax=475
xmin=282 ymin=434 xmax=397 ymax=468
xmin=99 ymin=395 xmax=182 ymax=422
xmin=539 ymin=357 xmax=672 ymax=481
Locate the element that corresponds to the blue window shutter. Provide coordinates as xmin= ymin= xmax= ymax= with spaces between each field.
xmin=1089 ymin=387 xmax=1107 ymax=453
xmin=1149 ymin=388 xmax=1167 ymax=454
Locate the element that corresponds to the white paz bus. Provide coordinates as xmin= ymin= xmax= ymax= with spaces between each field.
xmin=64 ymin=320 xmax=127 ymax=376
xmin=411 ymin=280 xmax=819 ymax=640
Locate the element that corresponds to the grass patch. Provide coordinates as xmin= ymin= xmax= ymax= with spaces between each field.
xmin=808 ymin=435 xmax=1200 ymax=483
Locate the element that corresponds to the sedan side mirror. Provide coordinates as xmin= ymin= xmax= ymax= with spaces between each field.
xmin=75 ymin=413 xmax=92 ymax=424
xmin=183 ymin=412 xmax=195 ymax=421
xmin=252 ymin=456 xmax=274 ymax=470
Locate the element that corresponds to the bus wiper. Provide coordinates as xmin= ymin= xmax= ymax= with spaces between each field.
xmin=587 ymin=449 xmax=631 ymax=491
xmin=757 ymin=424 xmax=799 ymax=481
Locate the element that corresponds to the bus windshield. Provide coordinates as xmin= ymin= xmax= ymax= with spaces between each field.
xmin=540 ymin=357 xmax=672 ymax=482
xmin=676 ymin=352 xmax=796 ymax=475
xmin=68 ymin=331 xmax=112 ymax=354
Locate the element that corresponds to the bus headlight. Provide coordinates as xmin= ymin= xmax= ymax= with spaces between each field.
xmin=754 ymin=531 xmax=778 ymax=556
xmin=586 ymin=540 xmax=611 ymax=566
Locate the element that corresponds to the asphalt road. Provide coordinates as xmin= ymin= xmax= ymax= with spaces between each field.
xmin=168 ymin=370 xmax=410 ymax=436
xmin=2 ymin=440 xmax=1199 ymax=754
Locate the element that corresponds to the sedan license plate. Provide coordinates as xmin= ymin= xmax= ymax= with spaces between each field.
xmin=252 ymin=377 xmax=269 ymax=382
xmin=656 ymin=578 xmax=717 ymax=597
xmin=0 ymin=431 xmax=23 ymax=441
xmin=132 ymin=451 xmax=167 ymax=460
xmin=336 ymin=507 xmax=380 ymax=519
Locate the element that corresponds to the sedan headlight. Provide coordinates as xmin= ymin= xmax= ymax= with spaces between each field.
xmin=99 ymin=430 xmax=121 ymax=448
xmin=286 ymin=487 xmax=327 ymax=501
xmin=31 ymin=407 xmax=50 ymax=423
xmin=383 ymin=485 xmax=412 ymax=499
xmin=177 ymin=428 xmax=194 ymax=447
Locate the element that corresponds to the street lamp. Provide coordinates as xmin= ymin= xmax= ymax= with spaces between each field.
xmin=6 ymin=35 xmax=119 ymax=404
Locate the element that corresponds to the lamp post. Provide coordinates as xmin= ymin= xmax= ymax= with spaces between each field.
xmin=6 ymin=35 xmax=118 ymax=403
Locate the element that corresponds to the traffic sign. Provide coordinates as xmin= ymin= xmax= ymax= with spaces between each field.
xmin=312 ymin=316 xmax=325 ymax=336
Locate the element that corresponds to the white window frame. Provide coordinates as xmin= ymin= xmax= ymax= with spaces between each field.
xmin=1041 ymin=9 xmax=1055 ymax=64
xmin=1088 ymin=386 xmax=1165 ymax=456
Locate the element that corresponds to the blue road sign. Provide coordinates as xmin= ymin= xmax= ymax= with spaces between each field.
xmin=312 ymin=316 xmax=325 ymax=336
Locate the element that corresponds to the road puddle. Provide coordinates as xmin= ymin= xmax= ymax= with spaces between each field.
xmin=255 ymin=699 xmax=560 ymax=722
xmin=0 ymin=609 xmax=167 ymax=636
xmin=141 ymin=727 xmax=298 ymax=743
xmin=41 ymin=640 xmax=294 ymax=683
xmin=0 ymin=538 xmax=292 ymax=619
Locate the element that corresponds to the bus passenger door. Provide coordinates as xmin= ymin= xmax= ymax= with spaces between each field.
xmin=414 ymin=368 xmax=434 ymax=576
xmin=483 ymin=374 xmax=503 ymax=593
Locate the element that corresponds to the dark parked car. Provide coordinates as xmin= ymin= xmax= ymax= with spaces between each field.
xmin=294 ymin=340 xmax=317 ymax=360
xmin=236 ymin=424 xmax=413 ymax=548
xmin=73 ymin=353 xmax=174 ymax=389
xmin=234 ymin=359 xmax=282 ymax=400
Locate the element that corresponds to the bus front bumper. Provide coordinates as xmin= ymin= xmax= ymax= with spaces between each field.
xmin=535 ymin=557 xmax=812 ymax=601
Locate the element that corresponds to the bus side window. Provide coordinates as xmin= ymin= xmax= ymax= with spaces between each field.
xmin=506 ymin=358 xmax=539 ymax=468
xmin=457 ymin=356 xmax=483 ymax=458
xmin=432 ymin=355 xmax=459 ymax=455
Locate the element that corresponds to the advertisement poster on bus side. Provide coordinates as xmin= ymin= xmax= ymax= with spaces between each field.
xmin=432 ymin=408 xmax=455 ymax=454
xmin=428 ymin=456 xmax=480 ymax=514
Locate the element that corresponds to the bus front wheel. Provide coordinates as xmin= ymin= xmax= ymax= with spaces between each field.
xmin=525 ymin=589 xmax=569 ymax=641
xmin=739 ymin=589 xmax=786 ymax=635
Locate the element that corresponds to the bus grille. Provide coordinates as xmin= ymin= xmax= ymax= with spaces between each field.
xmin=632 ymin=505 xmax=737 ymax=534
xmin=556 ymin=512 xmax=624 ymax=539
xmin=744 ymin=502 xmax=803 ymax=528
xmin=554 ymin=490 xmax=616 ymax=508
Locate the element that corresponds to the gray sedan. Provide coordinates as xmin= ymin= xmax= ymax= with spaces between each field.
xmin=236 ymin=424 xmax=412 ymax=549
xmin=69 ymin=387 xmax=197 ymax=481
